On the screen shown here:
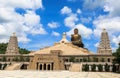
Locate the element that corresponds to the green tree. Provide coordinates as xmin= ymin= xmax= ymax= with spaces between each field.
xmin=0 ymin=43 xmax=8 ymax=54
xmin=112 ymin=64 xmax=116 ymax=72
xmin=105 ymin=63 xmax=110 ymax=72
xmin=83 ymin=64 xmax=89 ymax=71
xmin=69 ymin=56 xmax=75 ymax=62
xmin=113 ymin=43 xmax=120 ymax=64
xmin=19 ymin=48 xmax=30 ymax=54
xmin=98 ymin=64 xmax=103 ymax=72
xmin=91 ymin=64 xmax=96 ymax=71
xmin=112 ymin=43 xmax=120 ymax=72
xmin=2 ymin=56 xmax=6 ymax=62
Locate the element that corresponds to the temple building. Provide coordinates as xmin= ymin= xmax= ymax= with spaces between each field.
xmin=0 ymin=28 xmax=119 ymax=72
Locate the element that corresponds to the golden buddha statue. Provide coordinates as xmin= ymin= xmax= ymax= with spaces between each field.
xmin=71 ymin=28 xmax=84 ymax=48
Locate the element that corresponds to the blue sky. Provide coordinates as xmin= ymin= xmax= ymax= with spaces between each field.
xmin=0 ymin=0 xmax=120 ymax=52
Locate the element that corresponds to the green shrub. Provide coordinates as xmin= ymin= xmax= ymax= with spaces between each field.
xmin=98 ymin=64 xmax=103 ymax=72
xmin=83 ymin=64 xmax=89 ymax=71
xmin=105 ymin=63 xmax=110 ymax=72
xmin=92 ymin=64 xmax=96 ymax=71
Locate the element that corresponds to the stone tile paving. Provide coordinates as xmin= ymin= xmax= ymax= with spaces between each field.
xmin=0 ymin=71 xmax=120 ymax=78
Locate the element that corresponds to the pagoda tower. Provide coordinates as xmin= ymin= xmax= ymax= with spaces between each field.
xmin=6 ymin=33 xmax=19 ymax=55
xmin=97 ymin=29 xmax=112 ymax=54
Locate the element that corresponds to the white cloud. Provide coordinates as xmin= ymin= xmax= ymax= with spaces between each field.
xmin=104 ymin=0 xmax=120 ymax=17
xmin=61 ymin=6 xmax=72 ymax=15
xmin=48 ymin=22 xmax=59 ymax=28
xmin=18 ymin=33 xmax=31 ymax=43
xmin=94 ymin=42 xmax=99 ymax=47
xmin=52 ymin=31 xmax=60 ymax=37
xmin=112 ymin=36 xmax=120 ymax=46
xmin=0 ymin=0 xmax=43 ymax=10
xmin=23 ymin=11 xmax=47 ymax=35
xmin=83 ymin=0 xmax=120 ymax=16
xmin=30 ymin=24 xmax=47 ymax=35
xmin=77 ymin=9 xmax=82 ymax=14
xmin=111 ymin=35 xmax=120 ymax=52
xmin=24 ymin=11 xmax=40 ymax=26
xmin=80 ymin=17 xmax=92 ymax=23
xmin=67 ymin=24 xmax=93 ymax=39
xmin=61 ymin=6 xmax=83 ymax=28
xmin=0 ymin=7 xmax=23 ymax=23
xmin=93 ymin=16 xmax=120 ymax=37
xmin=83 ymin=0 xmax=105 ymax=10
xmin=0 ymin=0 xmax=46 ymax=43
xmin=64 ymin=14 xmax=78 ymax=28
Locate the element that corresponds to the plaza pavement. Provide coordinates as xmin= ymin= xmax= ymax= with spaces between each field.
xmin=0 ymin=70 xmax=120 ymax=78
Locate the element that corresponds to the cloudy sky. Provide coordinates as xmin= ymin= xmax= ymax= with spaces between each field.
xmin=0 ymin=0 xmax=120 ymax=52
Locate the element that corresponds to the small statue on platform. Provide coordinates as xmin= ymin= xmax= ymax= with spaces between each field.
xmin=71 ymin=28 xmax=84 ymax=48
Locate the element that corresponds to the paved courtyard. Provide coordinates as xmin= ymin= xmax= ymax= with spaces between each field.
xmin=0 ymin=71 xmax=120 ymax=78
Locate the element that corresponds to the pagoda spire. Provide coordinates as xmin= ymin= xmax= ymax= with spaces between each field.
xmin=59 ymin=32 xmax=68 ymax=43
xmin=6 ymin=32 xmax=19 ymax=55
xmin=97 ymin=29 xmax=112 ymax=54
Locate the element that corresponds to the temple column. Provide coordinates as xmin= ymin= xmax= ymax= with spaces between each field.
xmin=89 ymin=65 xmax=91 ymax=71
xmin=51 ymin=63 xmax=53 ymax=70
xmin=46 ymin=63 xmax=48 ymax=70
xmin=110 ymin=65 xmax=112 ymax=72
xmin=49 ymin=64 xmax=51 ymax=70
xmin=96 ymin=65 xmax=98 ymax=71
xmin=103 ymin=65 xmax=105 ymax=71
xmin=42 ymin=63 xmax=44 ymax=70
xmin=36 ymin=62 xmax=39 ymax=70
xmin=50 ymin=63 xmax=52 ymax=70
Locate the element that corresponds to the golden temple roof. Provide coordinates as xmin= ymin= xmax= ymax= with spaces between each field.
xmin=29 ymin=42 xmax=93 ymax=56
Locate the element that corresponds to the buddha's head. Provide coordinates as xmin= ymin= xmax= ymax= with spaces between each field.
xmin=74 ymin=28 xmax=78 ymax=34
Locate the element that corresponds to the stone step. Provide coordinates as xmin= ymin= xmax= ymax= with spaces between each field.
xmin=5 ymin=63 xmax=22 ymax=70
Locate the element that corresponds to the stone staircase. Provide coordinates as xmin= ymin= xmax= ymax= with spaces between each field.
xmin=69 ymin=63 xmax=82 ymax=72
xmin=5 ymin=63 xmax=23 ymax=70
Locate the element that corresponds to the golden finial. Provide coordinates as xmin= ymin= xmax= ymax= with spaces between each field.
xmin=102 ymin=28 xmax=106 ymax=32
xmin=13 ymin=32 xmax=16 ymax=36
